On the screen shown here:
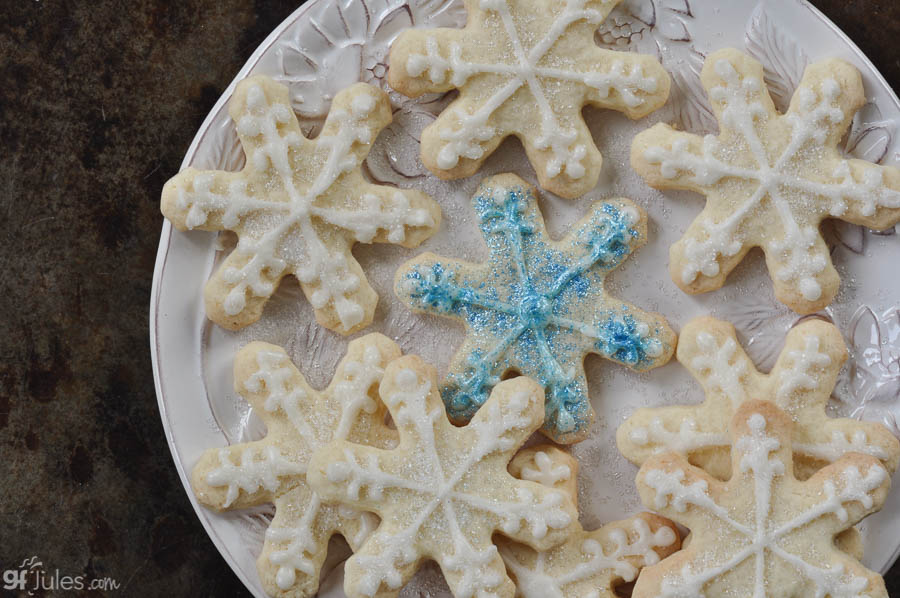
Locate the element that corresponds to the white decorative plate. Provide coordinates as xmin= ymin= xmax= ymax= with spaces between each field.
xmin=150 ymin=0 xmax=900 ymax=595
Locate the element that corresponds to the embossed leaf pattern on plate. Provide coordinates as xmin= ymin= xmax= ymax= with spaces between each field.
xmin=189 ymin=108 xmax=245 ymax=171
xmin=718 ymin=296 xmax=836 ymax=372
xmin=276 ymin=0 xmax=465 ymax=118
xmin=842 ymin=307 xmax=900 ymax=432
xmin=595 ymin=0 xmax=693 ymax=48
xmin=595 ymin=0 xmax=712 ymax=132
xmin=364 ymin=93 xmax=455 ymax=184
xmin=667 ymin=48 xmax=717 ymax=133
xmin=744 ymin=0 xmax=809 ymax=112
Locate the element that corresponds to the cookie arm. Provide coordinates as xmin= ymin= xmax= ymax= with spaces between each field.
xmin=786 ymin=59 xmax=863 ymax=150
xmin=798 ymin=454 xmax=890 ymax=534
xmin=630 ymin=124 xmax=712 ymax=194
xmin=292 ymin=235 xmax=379 ymax=336
xmin=191 ymin=342 xmax=321 ymax=508
xmin=394 ymin=252 xmax=486 ymax=323
xmin=668 ymin=201 xmax=757 ymax=295
xmin=341 ymin=527 xmax=424 ymax=598
xmin=700 ymin=48 xmax=779 ymax=129
xmin=517 ymin=110 xmax=603 ymax=199
xmin=770 ymin=319 xmax=847 ymax=408
xmin=676 ymin=317 xmax=761 ymax=402
xmin=586 ymin=296 xmax=675 ymax=372
xmin=582 ymin=49 xmax=671 ymax=120
xmin=388 ymin=27 xmax=478 ymax=98
xmin=465 ymin=376 xmax=547 ymax=456
xmin=204 ymin=248 xmax=288 ymax=330
xmin=591 ymin=513 xmax=681 ymax=586
xmin=636 ymin=452 xmax=726 ymax=531
xmin=509 ymin=445 xmax=579 ymax=501
xmin=312 ymin=179 xmax=440 ymax=248
xmin=317 ymin=82 xmax=392 ymax=171
xmin=418 ymin=93 xmax=511 ymax=180
xmin=759 ymin=221 xmax=839 ymax=314
xmin=616 ymin=403 xmax=733 ymax=475
xmin=437 ymin=549 xmax=516 ymax=598
xmin=191 ymin=440 xmax=304 ymax=510
xmin=255 ymin=485 xmax=342 ymax=598
xmin=831 ymin=159 xmax=900 ymax=230
xmin=161 ymin=168 xmax=260 ymax=232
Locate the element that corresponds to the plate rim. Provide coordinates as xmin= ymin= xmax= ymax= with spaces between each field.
xmin=149 ymin=2 xmax=331 ymax=595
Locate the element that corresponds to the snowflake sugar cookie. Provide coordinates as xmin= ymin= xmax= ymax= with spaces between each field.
xmin=631 ymin=48 xmax=900 ymax=313
xmin=634 ymin=400 xmax=891 ymax=598
xmin=161 ymin=76 xmax=440 ymax=334
xmin=395 ymin=173 xmax=675 ymax=444
xmin=307 ymin=357 xmax=578 ymax=598
xmin=500 ymin=446 xmax=680 ymax=598
xmin=388 ymin=0 xmax=670 ymax=198
xmin=617 ymin=316 xmax=900 ymax=480
xmin=191 ymin=334 xmax=400 ymax=598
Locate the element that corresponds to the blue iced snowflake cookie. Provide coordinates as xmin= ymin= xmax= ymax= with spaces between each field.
xmin=395 ymin=173 xmax=676 ymax=443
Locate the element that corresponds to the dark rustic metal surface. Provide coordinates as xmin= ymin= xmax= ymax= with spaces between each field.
xmin=0 ymin=1 xmax=897 ymax=595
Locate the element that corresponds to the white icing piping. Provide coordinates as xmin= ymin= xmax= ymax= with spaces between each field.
xmin=690 ymin=331 xmax=749 ymax=408
xmin=520 ymin=451 xmax=572 ymax=487
xmin=499 ymin=517 xmax=676 ymax=598
xmin=628 ymin=416 xmax=730 ymax=454
xmin=776 ymin=334 xmax=832 ymax=398
xmin=207 ymin=446 xmax=306 ymax=509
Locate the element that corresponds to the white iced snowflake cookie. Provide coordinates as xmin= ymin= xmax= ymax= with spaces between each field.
xmin=191 ymin=334 xmax=400 ymax=598
xmin=161 ymin=76 xmax=440 ymax=334
xmin=499 ymin=446 xmax=681 ymax=598
xmin=388 ymin=0 xmax=670 ymax=199
xmin=633 ymin=400 xmax=890 ymax=598
xmin=306 ymin=358 xmax=578 ymax=598
xmin=617 ymin=316 xmax=900 ymax=480
xmin=631 ymin=48 xmax=900 ymax=313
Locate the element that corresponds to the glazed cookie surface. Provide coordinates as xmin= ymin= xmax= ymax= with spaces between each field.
xmin=162 ymin=76 xmax=440 ymax=334
xmin=617 ymin=316 xmax=900 ymax=479
xmin=631 ymin=48 xmax=900 ymax=313
xmin=499 ymin=446 xmax=681 ymax=598
xmin=634 ymin=400 xmax=890 ymax=598
xmin=389 ymin=0 xmax=670 ymax=198
xmin=395 ymin=173 xmax=675 ymax=444
xmin=191 ymin=334 xmax=400 ymax=598
xmin=307 ymin=358 xmax=578 ymax=598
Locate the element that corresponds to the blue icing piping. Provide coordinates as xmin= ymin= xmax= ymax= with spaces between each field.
xmin=398 ymin=181 xmax=669 ymax=441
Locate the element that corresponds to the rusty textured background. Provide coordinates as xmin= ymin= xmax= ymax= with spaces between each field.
xmin=1 ymin=1 xmax=898 ymax=595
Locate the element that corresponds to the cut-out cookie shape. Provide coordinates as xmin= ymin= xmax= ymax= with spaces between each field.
xmin=161 ymin=76 xmax=440 ymax=334
xmin=307 ymin=357 xmax=578 ymax=598
xmin=395 ymin=174 xmax=675 ymax=444
xmin=389 ymin=0 xmax=670 ymax=198
xmin=499 ymin=446 xmax=681 ymax=598
xmin=631 ymin=48 xmax=900 ymax=313
xmin=191 ymin=334 xmax=400 ymax=597
xmin=634 ymin=400 xmax=890 ymax=598
xmin=618 ymin=317 xmax=900 ymax=479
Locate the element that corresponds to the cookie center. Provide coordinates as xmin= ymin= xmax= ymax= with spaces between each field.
xmin=518 ymin=292 xmax=552 ymax=325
